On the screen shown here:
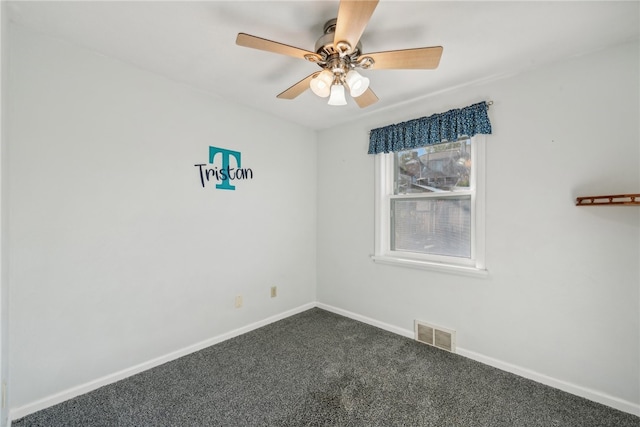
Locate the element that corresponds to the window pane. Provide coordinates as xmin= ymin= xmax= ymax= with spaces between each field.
xmin=391 ymin=196 xmax=471 ymax=258
xmin=394 ymin=139 xmax=471 ymax=194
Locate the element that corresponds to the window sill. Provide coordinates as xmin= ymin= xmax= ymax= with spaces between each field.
xmin=371 ymin=255 xmax=489 ymax=278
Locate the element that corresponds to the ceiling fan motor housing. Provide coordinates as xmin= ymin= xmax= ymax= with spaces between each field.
xmin=313 ymin=18 xmax=367 ymax=83
xmin=315 ymin=20 xmax=362 ymax=60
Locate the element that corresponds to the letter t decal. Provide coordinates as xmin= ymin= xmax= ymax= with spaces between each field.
xmin=209 ymin=146 xmax=241 ymax=190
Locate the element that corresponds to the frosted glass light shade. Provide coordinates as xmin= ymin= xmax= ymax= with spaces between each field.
xmin=310 ymin=70 xmax=333 ymax=98
xmin=345 ymin=70 xmax=370 ymax=98
xmin=328 ymin=84 xmax=347 ymax=106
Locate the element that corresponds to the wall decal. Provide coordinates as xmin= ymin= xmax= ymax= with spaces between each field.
xmin=194 ymin=146 xmax=254 ymax=191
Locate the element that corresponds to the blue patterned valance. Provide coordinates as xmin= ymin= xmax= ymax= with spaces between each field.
xmin=368 ymin=101 xmax=492 ymax=154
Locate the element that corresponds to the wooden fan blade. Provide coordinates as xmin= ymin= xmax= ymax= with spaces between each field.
xmin=236 ymin=33 xmax=321 ymax=61
xmin=277 ymin=73 xmax=319 ymax=99
xmin=334 ymin=0 xmax=379 ymax=54
xmin=354 ymin=87 xmax=378 ymax=108
xmin=362 ymin=46 xmax=443 ymax=70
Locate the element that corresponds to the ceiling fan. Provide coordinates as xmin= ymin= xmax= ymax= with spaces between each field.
xmin=235 ymin=0 xmax=443 ymax=108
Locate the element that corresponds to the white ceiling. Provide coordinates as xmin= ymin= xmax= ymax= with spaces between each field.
xmin=7 ymin=1 xmax=640 ymax=131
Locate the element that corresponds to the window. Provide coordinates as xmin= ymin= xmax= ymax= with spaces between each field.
xmin=373 ymin=136 xmax=487 ymax=276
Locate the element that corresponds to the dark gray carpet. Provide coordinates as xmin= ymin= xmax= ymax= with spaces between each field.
xmin=12 ymin=308 xmax=639 ymax=426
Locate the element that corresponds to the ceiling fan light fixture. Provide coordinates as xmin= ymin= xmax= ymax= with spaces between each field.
xmin=310 ymin=69 xmax=333 ymax=98
xmin=328 ymin=83 xmax=347 ymax=106
xmin=345 ymin=69 xmax=370 ymax=98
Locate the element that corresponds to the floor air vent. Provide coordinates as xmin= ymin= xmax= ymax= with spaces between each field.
xmin=415 ymin=321 xmax=456 ymax=353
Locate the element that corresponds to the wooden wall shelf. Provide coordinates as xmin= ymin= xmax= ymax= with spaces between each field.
xmin=576 ymin=194 xmax=640 ymax=206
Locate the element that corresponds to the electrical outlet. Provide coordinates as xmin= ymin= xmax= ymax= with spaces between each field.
xmin=235 ymin=295 xmax=243 ymax=308
xmin=270 ymin=286 xmax=277 ymax=298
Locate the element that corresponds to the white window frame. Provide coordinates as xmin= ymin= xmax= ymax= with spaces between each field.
xmin=372 ymin=135 xmax=488 ymax=277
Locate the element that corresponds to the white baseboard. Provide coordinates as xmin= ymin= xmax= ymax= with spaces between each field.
xmin=9 ymin=301 xmax=640 ymax=422
xmin=317 ymin=302 xmax=640 ymax=417
xmin=9 ymin=302 xmax=315 ymax=422
xmin=316 ymin=302 xmax=415 ymax=339
xmin=455 ymin=348 xmax=640 ymax=417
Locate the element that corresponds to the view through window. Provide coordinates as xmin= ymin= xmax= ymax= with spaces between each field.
xmin=391 ymin=138 xmax=472 ymax=259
